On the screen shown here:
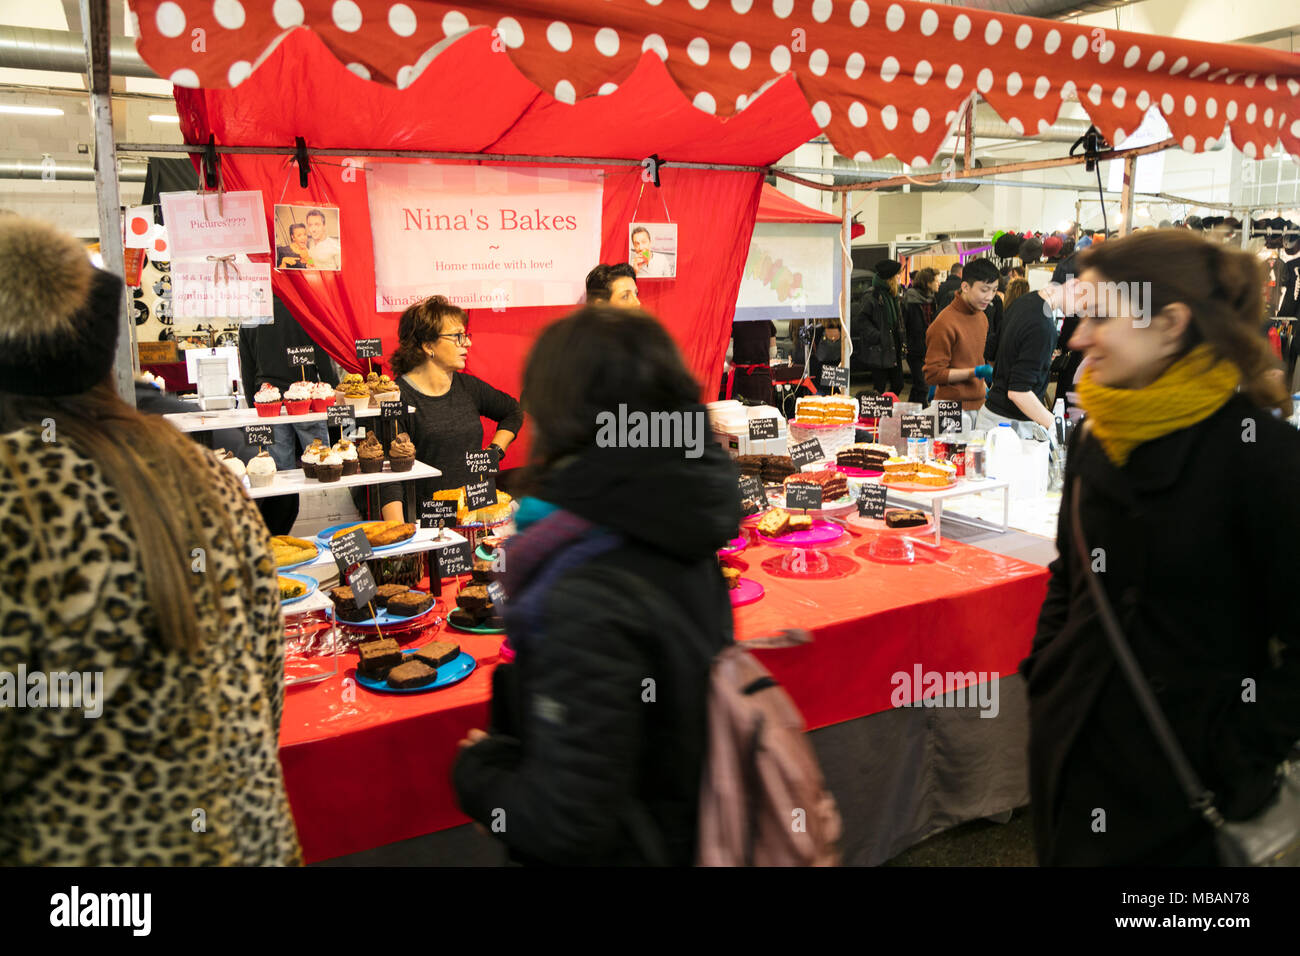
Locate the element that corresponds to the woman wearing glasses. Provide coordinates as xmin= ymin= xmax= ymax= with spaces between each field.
xmin=379 ymin=295 xmax=522 ymax=522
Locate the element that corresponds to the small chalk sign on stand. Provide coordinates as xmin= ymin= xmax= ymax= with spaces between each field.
xmin=243 ymin=424 xmax=274 ymax=447
xmin=820 ymin=365 xmax=850 ymax=393
xmin=860 ymin=394 xmax=894 ymax=419
xmin=738 ymin=475 xmax=766 ymax=507
xmin=901 ymin=415 xmax=935 ymax=439
xmin=857 ymin=483 xmax=888 ymax=519
xmin=748 ymin=417 xmax=779 ymax=441
xmin=286 ymin=345 xmax=315 ymax=367
xmin=937 ymin=400 xmax=963 ymax=435
xmin=789 ymin=437 xmax=824 ymax=469
xmin=347 ymin=564 xmax=378 ymax=607
xmin=434 ymin=540 xmax=473 ymax=578
xmin=330 ymin=527 xmax=373 ymax=575
xmin=465 ymin=477 xmax=496 ymax=512
xmin=355 ymin=338 xmax=383 ymax=359
xmin=486 ymin=581 xmax=506 ymax=608
xmin=786 ymin=484 xmax=823 ymax=511
xmin=465 ymin=449 xmax=498 ymax=475
xmin=419 ymin=499 xmax=458 ymax=530
xmin=380 ymin=401 xmax=404 ymax=420
xmin=326 ymin=404 xmax=355 ymax=428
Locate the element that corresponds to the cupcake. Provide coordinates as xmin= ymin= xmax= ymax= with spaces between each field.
xmin=253 ymin=383 xmax=282 ymax=417
xmin=284 ymin=381 xmax=313 ymax=415
xmin=333 ymin=438 xmax=360 ymax=476
xmin=246 ymin=450 xmax=276 ymax=488
xmin=357 ymin=432 xmax=386 ymax=474
xmin=221 ymin=455 xmax=246 ymax=479
xmin=369 ymin=373 xmax=401 ymax=405
xmin=316 ymin=450 xmax=344 ymax=483
xmin=336 ymin=373 xmax=371 ymax=411
xmin=389 ymin=432 xmax=416 ymax=472
xmin=310 ymin=380 xmax=335 ymax=413
xmin=300 ymin=438 xmax=326 ymax=479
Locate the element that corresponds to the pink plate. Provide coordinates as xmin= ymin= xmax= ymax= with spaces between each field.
xmin=835 ymin=465 xmax=884 ymax=478
xmin=879 ymin=477 xmax=958 ymax=492
xmin=757 ymin=520 xmax=846 ymax=548
xmin=718 ymin=536 xmax=747 ymax=556
xmin=844 ymin=509 xmax=934 ymax=536
xmin=729 ymin=578 xmax=764 ymax=607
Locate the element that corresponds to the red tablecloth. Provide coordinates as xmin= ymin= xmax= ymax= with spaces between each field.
xmin=279 ymin=535 xmax=1048 ymax=863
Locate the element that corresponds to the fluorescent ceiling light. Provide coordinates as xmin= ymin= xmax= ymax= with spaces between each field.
xmin=0 ymin=105 xmax=64 ymax=116
xmin=149 ymin=114 xmax=180 ymax=123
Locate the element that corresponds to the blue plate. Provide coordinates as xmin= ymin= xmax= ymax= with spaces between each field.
xmin=314 ymin=521 xmax=414 ymax=552
xmin=279 ymin=572 xmax=318 ymax=606
xmin=327 ymin=594 xmax=439 ymax=628
xmin=276 ymin=540 xmax=322 ymax=571
xmin=353 ymin=650 xmax=477 ymax=694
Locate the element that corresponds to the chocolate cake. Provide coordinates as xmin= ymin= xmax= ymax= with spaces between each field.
xmin=386 ymin=659 xmax=439 ymax=689
xmin=735 ymin=455 xmax=765 ymax=478
xmin=783 ymin=469 xmax=848 ymax=502
xmin=372 ymin=583 xmax=409 ymax=608
xmin=386 ymin=591 xmax=433 ymax=618
xmin=836 ymin=443 xmax=894 ymax=470
xmin=456 ymin=584 xmax=491 ymax=612
xmin=885 ymin=509 xmax=929 ymax=529
xmin=759 ymin=456 xmax=798 ymax=483
xmin=357 ymin=638 xmax=403 ymax=677
xmin=412 ymin=640 xmax=461 ymax=668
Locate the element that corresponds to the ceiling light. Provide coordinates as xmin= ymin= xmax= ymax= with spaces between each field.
xmin=0 ymin=105 xmax=64 ymax=116
xmin=149 ymin=114 xmax=180 ymax=124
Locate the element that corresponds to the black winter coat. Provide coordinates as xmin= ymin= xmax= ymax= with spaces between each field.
xmin=852 ymin=286 xmax=900 ymax=371
xmin=900 ymin=286 xmax=935 ymax=358
xmin=452 ymin=439 xmax=739 ymax=865
xmin=1022 ymin=395 xmax=1300 ymax=865
xmin=935 ymin=275 xmax=962 ymax=313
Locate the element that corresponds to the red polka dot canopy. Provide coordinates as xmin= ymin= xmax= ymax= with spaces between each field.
xmin=128 ymin=0 xmax=1300 ymax=163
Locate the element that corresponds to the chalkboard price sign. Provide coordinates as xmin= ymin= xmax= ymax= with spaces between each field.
xmin=747 ymin=417 xmax=779 ymax=440
xmin=860 ymin=394 xmax=894 ymax=418
xmin=419 ymin=499 xmax=458 ymax=530
xmin=465 ymin=449 xmax=498 ymax=474
xmin=286 ymin=345 xmax=314 ymax=367
xmin=380 ymin=401 xmax=404 ymax=420
xmin=347 ymin=564 xmax=378 ymax=607
xmin=819 ymin=365 xmax=850 ymax=392
xmin=465 ymin=477 xmax=496 ymax=512
xmin=355 ymin=338 xmax=383 ymax=359
xmin=901 ymin=415 xmax=935 ymax=439
xmin=786 ymin=483 xmax=823 ymax=512
xmin=936 ymin=401 xmax=963 ymax=436
xmin=330 ymin=527 xmax=374 ymax=574
xmin=243 ymin=424 xmax=274 ymax=447
xmin=486 ymin=581 xmax=506 ymax=608
xmin=857 ymin=483 xmax=888 ymax=518
xmin=434 ymin=541 xmax=473 ymax=578
xmin=326 ymin=404 xmax=355 ymax=428
xmin=788 ymin=437 xmax=825 ymax=469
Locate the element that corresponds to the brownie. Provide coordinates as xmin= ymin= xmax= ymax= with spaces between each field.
xmin=328 ymin=585 xmax=372 ymax=622
xmin=448 ymin=608 xmax=483 ymax=630
xmin=483 ymin=615 xmax=505 ymax=630
xmin=373 ymin=583 xmax=409 ymax=609
xmin=386 ymin=659 xmax=439 ymax=689
xmin=471 ymin=556 xmax=495 ymax=582
xmin=357 ymin=638 xmax=403 ymax=676
xmin=386 ymin=591 xmax=433 ymax=618
xmin=456 ymin=584 xmax=491 ymax=612
xmin=411 ymin=640 xmax=461 ymax=667
xmin=885 ymin=509 xmax=929 ymax=529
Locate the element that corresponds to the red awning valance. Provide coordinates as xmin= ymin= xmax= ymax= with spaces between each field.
xmin=127 ymin=1 xmax=1299 ymax=163
xmin=757 ymin=183 xmax=841 ymax=222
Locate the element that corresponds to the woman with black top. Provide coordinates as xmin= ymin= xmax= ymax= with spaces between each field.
xmin=378 ymin=296 xmax=523 ymax=522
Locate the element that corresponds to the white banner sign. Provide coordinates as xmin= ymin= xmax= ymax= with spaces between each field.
xmin=171 ymin=261 xmax=273 ymax=326
xmin=367 ymin=164 xmax=603 ymax=311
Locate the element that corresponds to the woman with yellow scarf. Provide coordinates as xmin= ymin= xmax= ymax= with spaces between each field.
xmin=1021 ymin=229 xmax=1300 ymax=866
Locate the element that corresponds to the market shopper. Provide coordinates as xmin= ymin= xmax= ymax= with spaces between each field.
xmin=1003 ymin=277 xmax=1031 ymax=309
xmin=852 ymin=259 xmax=905 ymax=396
xmin=379 ymin=295 xmax=522 ymax=521
xmin=901 ymin=268 xmax=939 ymax=405
xmin=935 ymin=262 xmax=963 ymax=311
xmin=0 ymin=217 xmax=300 ymax=865
xmin=726 ymin=318 xmax=776 ymax=403
xmin=924 ymin=257 xmax=999 ymax=426
xmin=585 ymin=262 xmax=640 ymax=308
xmin=1023 ymin=229 xmax=1300 ymax=866
xmin=453 ymin=305 xmax=738 ymax=865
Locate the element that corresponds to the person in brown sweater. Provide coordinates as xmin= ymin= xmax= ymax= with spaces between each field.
xmin=924 ymin=258 xmax=1000 ymax=424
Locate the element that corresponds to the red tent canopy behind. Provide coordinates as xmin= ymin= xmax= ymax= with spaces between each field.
xmin=756 ymin=183 xmax=841 ymax=223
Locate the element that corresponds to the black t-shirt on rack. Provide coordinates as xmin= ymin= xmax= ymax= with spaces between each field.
xmin=985 ymin=291 xmax=1059 ymax=421
xmin=378 ymin=372 xmax=524 ymax=514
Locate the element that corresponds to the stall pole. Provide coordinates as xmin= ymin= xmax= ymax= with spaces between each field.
xmin=1118 ymin=155 xmax=1137 ymax=237
xmin=81 ymin=0 xmax=136 ymax=405
xmin=841 ymin=195 xmax=852 ymax=373
xmin=1241 ymin=209 xmax=1254 ymax=250
xmin=963 ymin=100 xmax=974 ymax=173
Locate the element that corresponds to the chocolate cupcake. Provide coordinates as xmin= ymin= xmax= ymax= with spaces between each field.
xmin=300 ymin=438 xmax=326 ymax=479
xmin=389 ymin=431 xmax=416 ymax=472
xmin=316 ymin=450 xmax=344 ymax=483
xmin=357 ymin=432 xmax=385 ymax=474
xmin=333 ymin=438 xmax=359 ymax=477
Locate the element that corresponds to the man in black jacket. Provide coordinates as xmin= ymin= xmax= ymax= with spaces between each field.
xmin=851 ymin=259 xmax=904 ymax=395
xmin=934 ymin=262 xmax=963 ymax=312
xmin=900 ymin=268 xmax=938 ymax=404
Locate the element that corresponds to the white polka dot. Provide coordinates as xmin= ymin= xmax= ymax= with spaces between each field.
xmin=1265 ymin=74 xmax=1278 ymax=91
xmin=387 ymin=3 xmax=416 ymax=36
xmin=1037 ymin=119 xmax=1050 ymax=134
xmin=272 ymin=0 xmax=303 ymax=28
xmin=732 ymin=0 xmax=752 ymax=9
xmin=1189 ymin=61 xmax=1209 ymax=79
xmin=1169 ymin=56 xmax=1188 ymax=76
xmin=1005 ymin=72 xmax=1022 ymax=96
xmin=1245 ymin=73 xmax=1258 ymax=88
xmin=886 ymin=4 xmax=905 ymax=31
xmin=1123 ymin=45 xmax=1141 ymax=68
xmin=332 ymin=0 xmax=362 ymax=32
xmin=1182 ymin=135 xmax=1196 ymax=152
xmin=729 ymin=40 xmax=750 ymax=69
xmin=599 ymin=83 xmax=618 ymax=96
xmin=914 ymin=60 xmax=932 ymax=85
xmin=850 ymin=0 xmax=870 ymax=27
xmin=1136 ymin=90 xmax=1150 ymax=110
xmin=547 ymin=22 xmax=572 ymax=51
xmin=496 ymin=17 xmax=523 ymax=48
xmin=1111 ymin=87 xmax=1126 ymax=108
xmin=1071 ymin=36 xmax=1088 ymax=59
xmin=908 ymin=155 xmax=927 ymax=168
xmin=1205 ymin=98 xmax=1217 ymax=118
xmin=881 ymin=104 xmax=898 ymax=129
xmin=985 ymin=19 xmax=1003 ymax=45
xmin=693 ymin=92 xmax=716 ymax=114
xmin=645 ymin=0 xmax=662 ymax=5
xmin=1161 ymin=93 xmax=1174 ymax=114
xmin=1287 ymin=80 xmax=1298 ymax=96
xmin=846 ymin=52 xmax=865 ymax=79
xmin=442 ymin=10 xmax=468 ymax=35
xmin=156 ymin=2 xmax=185 ymax=37
xmin=812 ymin=0 xmax=832 ymax=22
xmin=1060 ymin=80 xmax=1077 ymax=101
xmin=169 ymin=68 xmax=200 ymax=88
xmin=772 ymin=0 xmax=794 ymax=17
xmin=1044 ymin=29 xmax=1060 ymax=55
xmin=643 ymin=35 xmax=668 ymax=61
xmin=1246 ymin=103 xmax=1257 ymax=123
xmin=953 ymin=14 xmax=970 ymax=41
xmin=1264 ymin=107 xmax=1274 ymax=126
xmin=395 ymin=65 xmax=413 ymax=87
xmin=1147 ymin=51 xmax=1165 ymax=71
xmin=946 ymin=110 xmax=956 ymax=125
xmin=771 ymin=45 xmax=791 ymax=72
xmin=1008 ymin=118 xmax=1024 ymax=135
xmin=812 ymin=101 xmax=831 ymax=127
xmin=920 ymin=9 xmax=938 ymax=35
xmin=849 ymin=102 xmax=868 ymax=127
xmin=554 ymin=80 xmax=575 ymax=104
xmin=1226 ymin=101 xmax=1238 ymax=120
xmin=595 ymin=28 xmax=620 ymax=57
xmin=1210 ymin=68 xmax=1230 ymax=82
xmin=945 ymin=64 xmax=963 ymax=89
xmin=853 ymin=151 xmax=872 ymax=162
xmin=1015 ymin=24 xmax=1032 ymax=49
xmin=1034 ymin=75 xmax=1050 ymax=98
xmin=1113 ymin=129 xmax=1126 ymax=145
xmin=213 ymin=0 xmax=245 ymax=30
xmin=1087 ymin=84 xmax=1102 ymax=106
xmin=688 ymin=0 xmax=708 ymax=8
xmin=977 ymin=69 xmax=993 ymax=94
xmin=1184 ymin=96 xmax=1197 ymax=116
xmin=808 ymin=48 xmax=829 ymax=75
xmin=1099 ymin=41 xmax=1115 ymax=64
xmin=1226 ymin=73 xmax=1239 ymax=85
xmin=345 ymin=62 xmax=370 ymax=80
xmin=127 ymin=7 xmax=138 ymax=34
xmin=1291 ymin=119 xmax=1300 ymax=137
xmin=226 ymin=59 xmax=252 ymax=85
xmin=1204 ymin=137 xmax=1218 ymax=150
xmin=687 ymin=38 xmax=709 ymax=65
xmin=913 ymin=107 xmax=930 ymax=132
xmin=1244 ymin=141 xmax=1257 ymax=159
xmin=880 ymin=56 xmax=899 ymax=82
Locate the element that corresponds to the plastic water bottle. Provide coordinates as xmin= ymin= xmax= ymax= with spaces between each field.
xmin=986 ymin=422 xmax=1023 ymax=481
xmin=1290 ymin=395 xmax=1300 ymax=429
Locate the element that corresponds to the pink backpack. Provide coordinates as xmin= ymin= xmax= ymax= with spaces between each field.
xmin=696 ymin=630 xmax=842 ymax=866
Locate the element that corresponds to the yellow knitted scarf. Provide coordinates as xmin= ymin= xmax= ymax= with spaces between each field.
xmin=1076 ymin=344 xmax=1239 ymax=467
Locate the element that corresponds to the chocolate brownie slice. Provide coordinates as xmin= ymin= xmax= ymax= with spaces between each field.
xmin=456 ymin=584 xmax=491 ymax=612
xmin=386 ymin=591 xmax=433 ymax=618
xmin=386 ymin=659 xmax=439 ymax=689
xmin=372 ymin=583 xmax=409 ymax=609
xmin=328 ymin=585 xmax=372 ymax=622
xmin=471 ymin=556 xmax=495 ymax=582
xmin=411 ymin=640 xmax=461 ymax=668
xmin=357 ymin=638 xmax=403 ymax=677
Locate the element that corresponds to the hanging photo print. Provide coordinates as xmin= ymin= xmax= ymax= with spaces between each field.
xmin=628 ymin=222 xmax=677 ymax=279
xmin=273 ymin=204 xmax=342 ymax=271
